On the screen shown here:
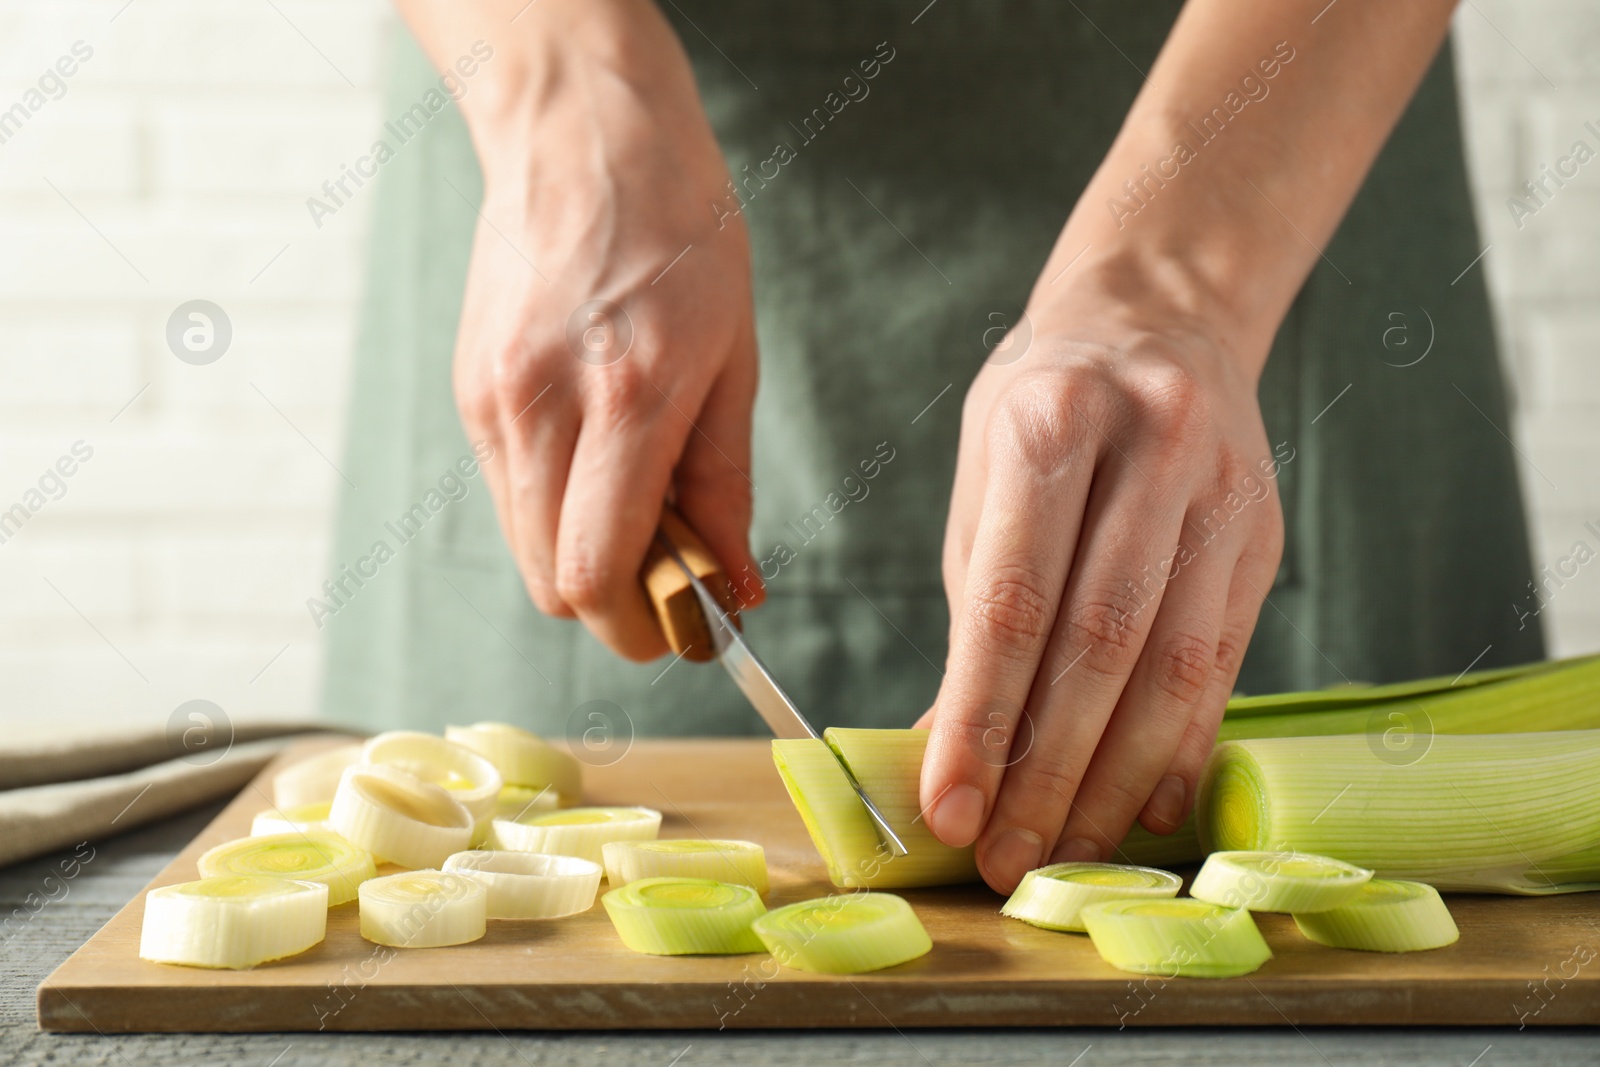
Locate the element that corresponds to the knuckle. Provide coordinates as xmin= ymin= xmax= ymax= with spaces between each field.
xmin=1134 ymin=365 xmax=1206 ymax=437
xmin=553 ymin=553 xmax=615 ymax=613
xmin=942 ymin=711 xmax=1014 ymax=766
xmin=1150 ymin=630 xmax=1215 ymax=704
xmin=1093 ymin=774 xmax=1153 ymax=819
xmin=964 ymin=569 xmax=1057 ymax=654
xmin=1213 ymin=629 xmax=1248 ymax=680
xmin=525 ymin=583 xmax=569 ymax=618
xmin=588 ymin=362 xmax=655 ymax=421
xmin=1257 ymin=503 xmax=1287 ymax=561
xmin=453 ymin=367 xmax=501 ymax=430
xmin=1062 ymin=583 xmax=1147 ymax=674
xmin=987 ymin=376 xmax=1093 ymax=472
xmin=1016 ymin=757 xmax=1082 ymax=807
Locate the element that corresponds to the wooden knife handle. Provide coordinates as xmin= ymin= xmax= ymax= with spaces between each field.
xmin=641 ymin=505 xmax=740 ymax=663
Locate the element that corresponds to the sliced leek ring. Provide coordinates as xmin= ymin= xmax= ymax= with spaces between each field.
xmin=1080 ymin=897 xmax=1272 ymax=978
xmin=491 ymin=806 xmax=661 ymax=864
xmin=358 ymin=869 xmax=487 ymax=947
xmin=1191 ymin=850 xmax=1373 ymax=913
xmin=601 ymin=839 xmax=769 ymax=895
xmin=1001 ymin=862 xmax=1182 ymax=932
xmin=362 ymin=731 xmax=503 ymax=827
xmin=139 ymin=875 xmax=328 ymax=969
xmin=198 ymin=831 xmax=375 ymax=907
xmin=442 ymin=850 xmax=602 ymax=919
xmin=446 ymin=721 xmax=582 ymax=802
xmin=495 ymin=784 xmax=560 ymax=821
xmin=271 ymin=742 xmax=363 ymax=808
xmin=601 ymin=877 xmax=766 ymax=955
xmin=1293 ymin=879 xmax=1460 ymax=952
xmin=753 ymin=892 xmax=932 ymax=974
xmin=329 ymin=763 xmax=473 ymax=870
xmin=251 ymin=801 xmax=332 ymax=837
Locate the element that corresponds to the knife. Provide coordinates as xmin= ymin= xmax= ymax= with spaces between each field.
xmin=642 ymin=507 xmax=908 ymax=858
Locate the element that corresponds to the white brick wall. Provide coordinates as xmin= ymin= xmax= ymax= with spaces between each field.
xmin=1456 ymin=0 xmax=1600 ymax=657
xmin=0 ymin=1 xmax=1594 ymax=741
xmin=0 ymin=0 xmax=385 ymax=738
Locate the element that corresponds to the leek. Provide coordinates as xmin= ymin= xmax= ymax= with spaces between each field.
xmin=772 ymin=729 xmax=977 ymax=888
xmin=1121 ymin=654 xmax=1600 ymax=868
xmin=445 ymin=722 xmax=582 ymax=803
xmin=752 ymin=892 xmax=932 ymax=974
xmin=362 ymin=731 xmax=503 ymax=827
xmin=442 ymin=849 xmax=601 ymax=919
xmin=1081 ymin=898 xmax=1271 ymax=978
xmin=1001 ymin=862 xmax=1180 ymax=932
xmin=490 ymin=806 xmax=661 ymax=863
xmin=1198 ymin=730 xmax=1600 ymax=893
xmin=601 ymin=839 xmax=769 ymax=895
xmin=601 ymin=877 xmax=766 ymax=955
xmin=358 ymin=870 xmax=486 ymax=947
xmin=251 ymin=801 xmax=332 ymax=837
xmin=1190 ymin=851 xmax=1371 ymax=913
xmin=1293 ymin=879 xmax=1459 ymax=952
xmin=139 ymin=876 xmax=328 ymax=969
xmin=271 ymin=742 xmax=363 ymax=808
xmin=329 ymin=763 xmax=474 ymax=870
xmin=494 ymin=785 xmax=560 ymax=821
xmin=197 ymin=831 xmax=375 ymax=907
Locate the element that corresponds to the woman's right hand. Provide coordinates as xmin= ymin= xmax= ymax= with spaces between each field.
xmin=433 ymin=0 xmax=762 ymax=659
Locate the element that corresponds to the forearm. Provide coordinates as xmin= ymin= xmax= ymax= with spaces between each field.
xmin=1038 ymin=0 xmax=1459 ymax=375
xmin=390 ymin=0 xmax=711 ymax=187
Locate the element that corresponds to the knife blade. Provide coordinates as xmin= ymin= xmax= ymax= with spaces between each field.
xmin=657 ymin=534 xmax=909 ymax=859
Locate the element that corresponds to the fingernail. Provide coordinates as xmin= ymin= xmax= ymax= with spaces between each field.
xmin=1146 ymin=775 xmax=1187 ymax=830
xmin=984 ymin=828 xmax=1043 ymax=891
xmin=926 ymin=784 xmax=985 ymax=847
xmin=1058 ymin=836 xmax=1100 ymax=863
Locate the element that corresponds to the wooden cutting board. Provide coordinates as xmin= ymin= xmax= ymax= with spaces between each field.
xmin=37 ymin=737 xmax=1600 ymax=1032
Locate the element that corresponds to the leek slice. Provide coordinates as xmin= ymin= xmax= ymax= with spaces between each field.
xmin=1080 ymin=897 xmax=1271 ymax=978
xmin=446 ymin=721 xmax=582 ymax=803
xmin=601 ymin=839 xmax=769 ymax=895
xmin=1190 ymin=851 xmax=1372 ymax=913
xmin=358 ymin=870 xmax=486 ymax=947
xmin=442 ymin=850 xmax=601 ymax=919
xmin=1293 ymin=879 xmax=1460 ymax=952
xmin=495 ymin=784 xmax=560 ymax=821
xmin=491 ymin=806 xmax=661 ymax=863
xmin=1198 ymin=730 xmax=1600 ymax=893
xmin=329 ymin=763 xmax=474 ymax=870
xmin=1001 ymin=862 xmax=1181 ymax=932
xmin=139 ymin=875 xmax=327 ymax=969
xmin=251 ymin=801 xmax=332 ymax=837
xmin=362 ymin=731 xmax=503 ymax=827
xmin=272 ymin=742 xmax=363 ymax=808
xmin=752 ymin=891 xmax=932 ymax=974
xmin=772 ymin=730 xmax=977 ymax=888
xmin=601 ymin=877 xmax=766 ymax=955
xmin=198 ymin=831 xmax=375 ymax=907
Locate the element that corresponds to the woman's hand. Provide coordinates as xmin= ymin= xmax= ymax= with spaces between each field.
xmin=919 ymin=263 xmax=1285 ymax=894
xmin=442 ymin=0 xmax=761 ymax=659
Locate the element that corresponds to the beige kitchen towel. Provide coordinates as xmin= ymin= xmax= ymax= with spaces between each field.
xmin=0 ymin=722 xmax=351 ymax=868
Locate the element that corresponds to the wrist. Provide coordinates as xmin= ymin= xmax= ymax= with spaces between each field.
xmin=457 ymin=0 xmax=708 ymax=185
xmin=1032 ymin=124 xmax=1310 ymax=378
xmin=1028 ymin=246 xmax=1274 ymax=388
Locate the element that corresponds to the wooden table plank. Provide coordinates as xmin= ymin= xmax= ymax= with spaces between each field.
xmin=35 ymin=738 xmax=1600 ymax=1032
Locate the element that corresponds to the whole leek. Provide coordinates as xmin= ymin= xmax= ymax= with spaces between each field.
xmin=1198 ymin=730 xmax=1600 ymax=893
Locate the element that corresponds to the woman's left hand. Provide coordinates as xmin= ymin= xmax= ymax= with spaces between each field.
xmin=917 ymin=262 xmax=1286 ymax=894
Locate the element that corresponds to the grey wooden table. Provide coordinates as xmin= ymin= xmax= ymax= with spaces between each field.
xmin=3 ymin=804 xmax=1594 ymax=1067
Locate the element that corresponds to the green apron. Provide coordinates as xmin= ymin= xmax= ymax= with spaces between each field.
xmin=321 ymin=1 xmax=1543 ymax=740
